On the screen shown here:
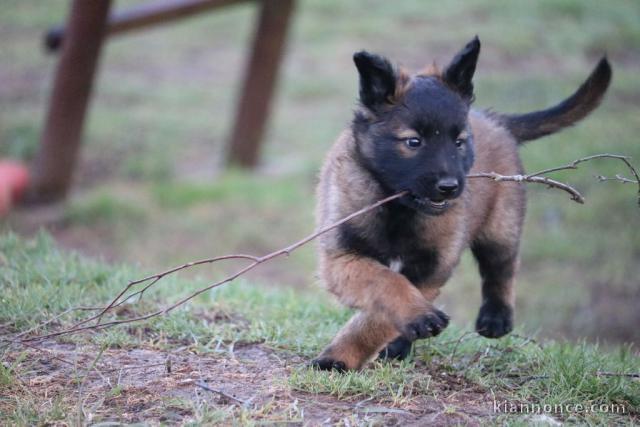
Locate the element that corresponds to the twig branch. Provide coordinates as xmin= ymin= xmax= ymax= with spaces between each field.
xmin=468 ymin=153 xmax=640 ymax=205
xmin=94 ymin=254 xmax=261 ymax=326
xmin=528 ymin=154 xmax=638 ymax=180
xmin=533 ymin=153 xmax=640 ymax=205
xmin=6 ymin=153 xmax=638 ymax=343
xmin=596 ymin=371 xmax=640 ymax=379
xmin=467 ymin=172 xmax=585 ymax=203
xmin=195 ymin=381 xmax=248 ymax=404
xmin=19 ymin=340 xmax=75 ymax=366
xmin=11 ymin=306 xmax=103 ymax=340
xmin=596 ymin=174 xmax=638 ymax=184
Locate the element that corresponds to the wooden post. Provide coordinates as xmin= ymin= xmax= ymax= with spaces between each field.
xmin=226 ymin=0 xmax=295 ymax=168
xmin=27 ymin=0 xmax=112 ymax=203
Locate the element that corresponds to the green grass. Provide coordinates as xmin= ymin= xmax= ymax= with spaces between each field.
xmin=152 ymin=169 xmax=309 ymax=209
xmin=63 ymin=192 xmax=146 ymax=226
xmin=0 ymin=124 xmax=39 ymax=161
xmin=1 ymin=233 xmax=638 ymax=424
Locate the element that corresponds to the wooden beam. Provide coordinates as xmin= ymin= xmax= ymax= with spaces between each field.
xmin=27 ymin=0 xmax=112 ymax=203
xmin=226 ymin=0 xmax=295 ymax=168
xmin=45 ymin=0 xmax=251 ymax=51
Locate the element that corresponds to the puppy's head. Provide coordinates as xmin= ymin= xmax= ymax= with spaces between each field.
xmin=352 ymin=37 xmax=480 ymax=215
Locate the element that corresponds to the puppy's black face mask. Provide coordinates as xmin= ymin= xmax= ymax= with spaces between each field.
xmin=352 ymin=37 xmax=480 ymax=215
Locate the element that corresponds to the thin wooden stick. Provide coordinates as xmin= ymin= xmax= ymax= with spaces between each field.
xmin=195 ymin=381 xmax=248 ymax=404
xmin=469 ymin=153 xmax=640 ymax=205
xmin=529 ymin=153 xmax=640 ymax=205
xmin=467 ymin=172 xmax=585 ymax=203
xmin=596 ymin=371 xmax=640 ymax=379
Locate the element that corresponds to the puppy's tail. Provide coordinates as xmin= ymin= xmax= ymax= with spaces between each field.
xmin=500 ymin=57 xmax=612 ymax=144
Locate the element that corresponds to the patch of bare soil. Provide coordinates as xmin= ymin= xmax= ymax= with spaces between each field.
xmin=3 ymin=341 xmax=498 ymax=426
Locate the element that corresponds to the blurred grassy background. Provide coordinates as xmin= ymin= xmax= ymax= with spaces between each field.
xmin=1 ymin=0 xmax=639 ymax=344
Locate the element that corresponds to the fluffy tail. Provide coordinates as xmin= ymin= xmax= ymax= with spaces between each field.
xmin=501 ymin=57 xmax=612 ymax=144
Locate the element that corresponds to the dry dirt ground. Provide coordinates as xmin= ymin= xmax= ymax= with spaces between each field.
xmin=4 ymin=340 xmax=499 ymax=426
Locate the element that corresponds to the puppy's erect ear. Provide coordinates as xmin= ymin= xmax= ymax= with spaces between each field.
xmin=443 ymin=36 xmax=480 ymax=101
xmin=353 ymin=51 xmax=397 ymax=110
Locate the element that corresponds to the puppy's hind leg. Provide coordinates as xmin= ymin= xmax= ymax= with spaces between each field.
xmin=378 ymin=335 xmax=413 ymax=361
xmin=471 ymin=240 xmax=519 ymax=338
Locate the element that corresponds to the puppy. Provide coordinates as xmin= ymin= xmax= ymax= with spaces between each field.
xmin=312 ymin=36 xmax=611 ymax=371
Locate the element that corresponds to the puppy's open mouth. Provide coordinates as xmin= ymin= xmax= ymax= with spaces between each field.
xmin=411 ymin=194 xmax=449 ymax=210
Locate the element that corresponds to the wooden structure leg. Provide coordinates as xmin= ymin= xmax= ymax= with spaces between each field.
xmin=29 ymin=0 xmax=295 ymax=203
xmin=226 ymin=0 xmax=295 ymax=168
xmin=28 ymin=0 xmax=112 ymax=203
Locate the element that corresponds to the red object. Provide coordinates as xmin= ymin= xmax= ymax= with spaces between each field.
xmin=0 ymin=160 xmax=30 ymax=216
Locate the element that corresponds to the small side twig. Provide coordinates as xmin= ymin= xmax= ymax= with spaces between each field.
xmin=467 ymin=172 xmax=585 ymax=203
xmin=447 ymin=331 xmax=477 ymax=363
xmin=596 ymin=174 xmax=637 ymax=184
xmin=195 ymin=381 xmax=248 ymax=405
xmin=596 ymin=371 xmax=640 ymax=379
xmin=11 ymin=306 xmax=103 ymax=340
xmin=18 ymin=340 xmax=75 ymax=366
xmin=509 ymin=333 xmax=542 ymax=349
xmin=529 ymin=153 xmax=640 ymax=205
xmin=468 ymin=153 xmax=640 ymax=205
xmin=94 ymin=254 xmax=261 ymax=326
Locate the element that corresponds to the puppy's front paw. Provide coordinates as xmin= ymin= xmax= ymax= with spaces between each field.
xmin=476 ymin=301 xmax=513 ymax=338
xmin=310 ymin=357 xmax=347 ymax=372
xmin=402 ymin=308 xmax=449 ymax=341
xmin=378 ymin=336 xmax=412 ymax=361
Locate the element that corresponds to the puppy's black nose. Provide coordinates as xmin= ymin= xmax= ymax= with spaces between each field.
xmin=436 ymin=178 xmax=459 ymax=196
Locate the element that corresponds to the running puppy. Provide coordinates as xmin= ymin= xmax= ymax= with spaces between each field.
xmin=313 ymin=36 xmax=611 ymax=371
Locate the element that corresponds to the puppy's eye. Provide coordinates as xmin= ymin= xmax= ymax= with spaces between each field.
xmin=455 ymin=138 xmax=466 ymax=148
xmin=405 ymin=137 xmax=422 ymax=149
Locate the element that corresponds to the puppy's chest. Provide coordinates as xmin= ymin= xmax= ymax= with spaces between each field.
xmin=339 ymin=205 xmax=454 ymax=285
xmin=382 ymin=212 xmax=439 ymax=285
